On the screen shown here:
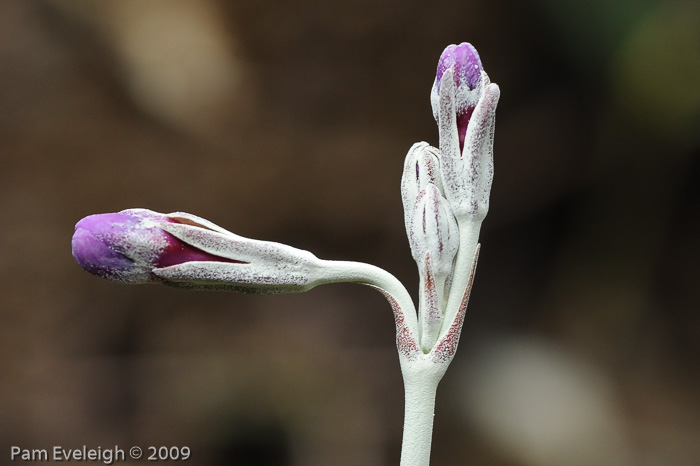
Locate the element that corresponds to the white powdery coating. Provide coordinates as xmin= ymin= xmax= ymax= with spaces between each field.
xmin=167 ymin=211 xmax=236 ymax=235
xmin=408 ymin=184 xmax=459 ymax=278
xmin=418 ymin=253 xmax=442 ymax=352
xmin=436 ymin=79 xmax=500 ymax=221
xmin=160 ymin=222 xmax=319 ymax=266
xmin=97 ymin=209 xmax=172 ymax=283
xmin=400 ymin=142 xmax=443 ymax=234
xmin=153 ymin=262 xmax=313 ymax=294
xmin=436 ymin=70 xmax=460 ymax=160
xmin=154 ymin=216 xmax=322 ymax=293
xmin=430 ymin=69 xmax=486 ymax=124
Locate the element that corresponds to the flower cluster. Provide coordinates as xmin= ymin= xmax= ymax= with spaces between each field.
xmin=71 ymin=42 xmax=500 ymax=361
xmin=399 ymin=42 xmax=500 ymax=359
xmin=71 ymin=42 xmax=500 ymax=466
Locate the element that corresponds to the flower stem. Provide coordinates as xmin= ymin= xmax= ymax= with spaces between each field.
xmin=316 ymin=259 xmax=450 ymax=466
xmin=399 ymin=368 xmax=441 ymax=466
xmin=316 ymin=259 xmax=418 ymax=331
xmin=442 ymin=219 xmax=481 ymax=337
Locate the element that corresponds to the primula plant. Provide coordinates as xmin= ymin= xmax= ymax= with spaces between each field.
xmin=72 ymin=42 xmax=500 ymax=466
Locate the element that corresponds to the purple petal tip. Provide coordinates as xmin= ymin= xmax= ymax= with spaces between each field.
xmin=72 ymin=211 xmax=161 ymax=283
xmin=72 ymin=209 xmax=241 ymax=284
xmin=436 ymin=42 xmax=483 ymax=92
xmin=71 ymin=226 xmax=135 ymax=278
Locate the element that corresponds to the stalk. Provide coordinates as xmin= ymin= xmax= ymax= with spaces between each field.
xmin=442 ymin=219 xmax=481 ymax=336
xmin=398 ymin=362 xmax=445 ymax=466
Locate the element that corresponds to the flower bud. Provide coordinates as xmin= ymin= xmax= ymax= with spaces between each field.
xmin=439 ymin=83 xmax=499 ymax=221
xmin=430 ymin=42 xmax=485 ymax=153
xmin=428 ymin=43 xmax=500 ymax=222
xmin=72 ymin=209 xmax=323 ymax=294
xmin=408 ymin=184 xmax=459 ymax=279
xmin=400 ymin=142 xmax=442 ymax=234
xmin=407 ymin=184 xmax=460 ymax=351
xmin=72 ymin=209 xmax=239 ymax=284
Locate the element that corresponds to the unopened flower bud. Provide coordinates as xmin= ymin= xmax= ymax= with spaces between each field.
xmin=72 ymin=209 xmax=323 ymax=294
xmin=430 ymin=42 xmax=484 ymax=152
xmin=408 ymin=184 xmax=459 ymax=279
xmin=439 ymin=82 xmax=499 ymax=221
xmin=407 ymin=184 xmax=459 ymax=351
xmin=72 ymin=209 xmax=239 ymax=284
xmin=401 ymin=142 xmax=443 ymax=234
xmin=429 ymin=43 xmax=500 ymax=222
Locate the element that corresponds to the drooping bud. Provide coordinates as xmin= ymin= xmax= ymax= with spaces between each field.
xmin=72 ymin=209 xmax=239 ymax=284
xmin=72 ymin=209 xmax=324 ymax=294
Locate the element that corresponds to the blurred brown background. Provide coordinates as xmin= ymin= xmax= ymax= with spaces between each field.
xmin=1 ymin=0 xmax=698 ymax=465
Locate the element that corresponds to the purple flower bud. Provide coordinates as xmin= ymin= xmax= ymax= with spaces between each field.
xmin=72 ymin=209 xmax=239 ymax=284
xmin=72 ymin=209 xmax=327 ymax=294
xmin=430 ymin=43 xmax=485 ymax=153
xmin=435 ymin=43 xmax=483 ymax=92
xmin=428 ymin=42 xmax=500 ymax=223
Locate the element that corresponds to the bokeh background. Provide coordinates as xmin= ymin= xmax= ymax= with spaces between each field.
xmin=1 ymin=0 xmax=698 ymax=465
